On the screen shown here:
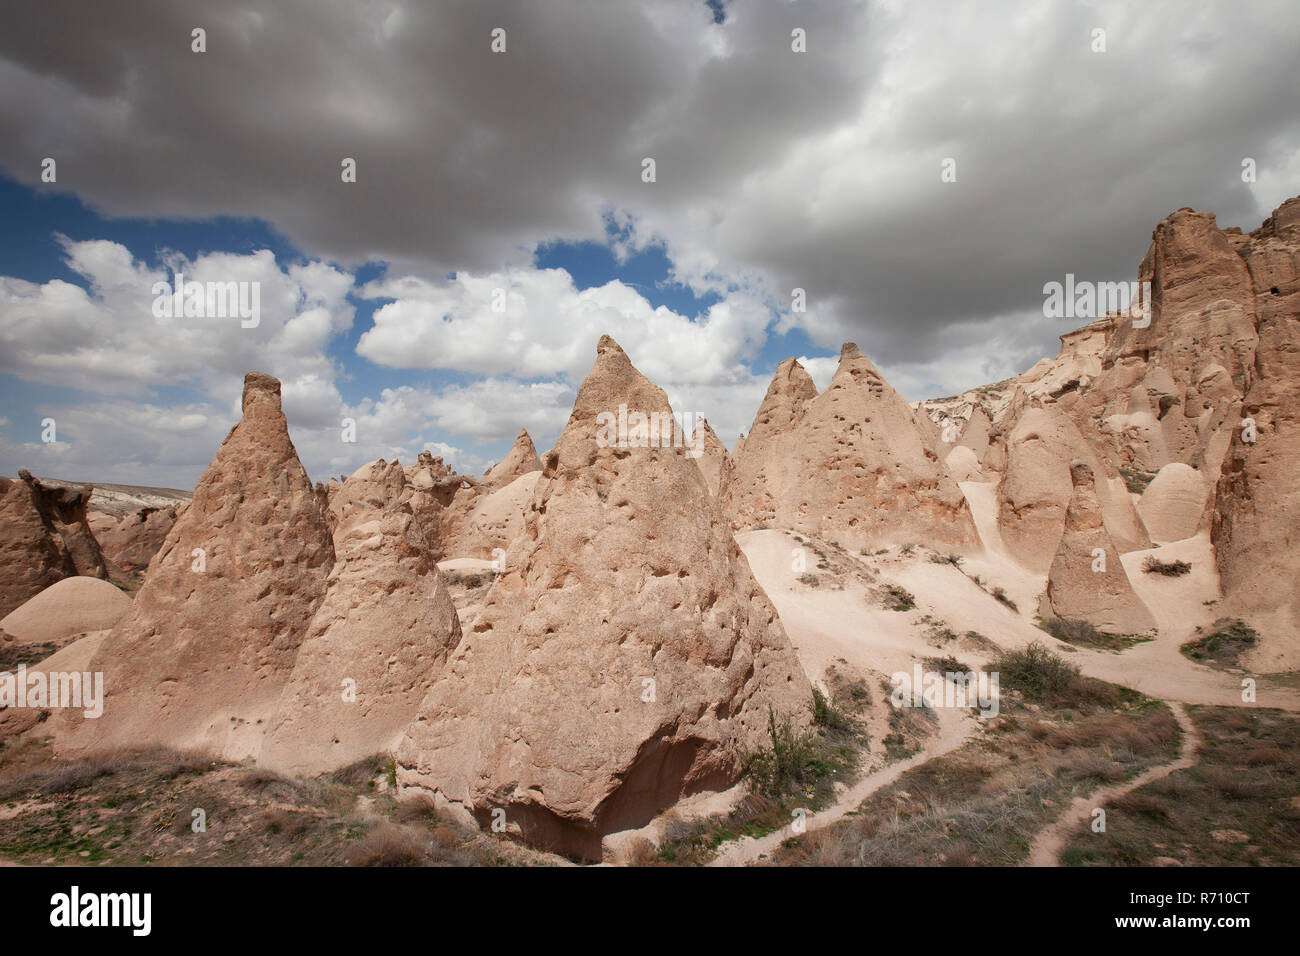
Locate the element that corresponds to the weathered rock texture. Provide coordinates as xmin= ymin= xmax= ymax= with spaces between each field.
xmin=997 ymin=403 xmax=1149 ymax=572
xmin=261 ymin=458 xmax=462 ymax=774
xmin=726 ymin=345 xmax=979 ymax=551
xmin=89 ymin=506 xmax=179 ymax=580
xmin=1042 ymin=461 xmax=1156 ymax=634
xmin=54 ymin=372 xmax=336 ymax=760
xmin=482 ymin=429 xmax=542 ymax=489
xmin=694 ymin=417 xmax=733 ymax=497
xmin=396 ymin=335 xmax=811 ymax=860
xmin=1211 ymin=197 xmax=1300 ymax=665
xmin=0 ymin=471 xmax=107 ymax=616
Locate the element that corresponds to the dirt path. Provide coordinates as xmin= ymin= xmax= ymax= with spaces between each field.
xmin=709 ymin=706 xmax=976 ymax=867
xmin=1025 ymin=700 xmax=1201 ymax=867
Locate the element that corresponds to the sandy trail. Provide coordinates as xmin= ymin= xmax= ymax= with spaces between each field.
xmin=1026 ymin=701 xmax=1202 ymax=866
xmin=709 ymin=705 xmax=976 ymax=866
xmin=721 ymin=520 xmax=1297 ymax=867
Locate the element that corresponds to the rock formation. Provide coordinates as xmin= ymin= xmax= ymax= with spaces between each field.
xmin=1137 ymin=463 xmax=1208 ymax=543
xmin=0 ymin=576 xmax=130 ymax=646
xmin=396 ymin=335 xmax=811 ymax=860
xmin=260 ymin=458 xmax=462 ymax=775
xmin=54 ymin=372 xmax=335 ymax=761
xmin=1041 ymin=461 xmax=1156 ymax=634
xmin=89 ymin=506 xmax=179 ymax=580
xmin=997 ymin=402 xmax=1149 ymax=572
xmin=482 ymin=429 xmax=543 ymax=489
xmin=1212 ymin=197 xmax=1300 ymax=665
xmin=0 ymin=471 xmax=107 ymax=616
xmin=726 ymin=345 xmax=979 ymax=551
xmin=694 ymin=416 xmax=732 ymax=497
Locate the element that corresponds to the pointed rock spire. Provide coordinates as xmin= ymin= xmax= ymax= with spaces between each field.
xmin=396 ymin=335 xmax=810 ymax=860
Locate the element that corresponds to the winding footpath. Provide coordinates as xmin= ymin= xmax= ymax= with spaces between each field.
xmin=1026 ymin=701 xmax=1202 ymax=866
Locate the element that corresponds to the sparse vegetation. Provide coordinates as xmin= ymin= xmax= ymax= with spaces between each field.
xmin=1061 ymin=706 xmax=1300 ymax=866
xmin=797 ymin=573 xmax=821 ymax=587
xmin=0 ymin=640 xmax=58 ymax=671
xmin=0 ymin=743 xmax=541 ymax=867
xmin=1142 ymin=555 xmax=1192 ymax=576
xmin=1119 ymin=464 xmax=1157 ymax=494
xmin=878 ymin=584 xmax=916 ymax=612
xmin=1180 ymin=619 xmax=1257 ymax=668
xmin=765 ymin=668 xmax=1178 ymax=866
xmin=929 ymin=552 xmax=963 ymax=568
xmin=1038 ymin=616 xmax=1153 ymax=652
xmin=990 ymin=586 xmax=1018 ymax=613
xmin=993 ymin=641 xmax=1129 ymax=707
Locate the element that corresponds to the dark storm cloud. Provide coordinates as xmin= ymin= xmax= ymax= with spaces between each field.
xmin=1 ymin=0 xmax=1297 ymax=373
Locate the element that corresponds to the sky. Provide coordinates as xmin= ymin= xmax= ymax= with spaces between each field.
xmin=1 ymin=0 xmax=1297 ymax=489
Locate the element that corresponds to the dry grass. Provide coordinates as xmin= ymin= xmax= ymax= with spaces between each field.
xmin=1061 ymin=705 xmax=1300 ymax=866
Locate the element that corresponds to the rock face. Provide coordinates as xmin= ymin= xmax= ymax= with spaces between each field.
xmin=1138 ymin=463 xmax=1208 ymax=543
xmin=1042 ymin=461 xmax=1156 ymax=634
xmin=482 ymin=429 xmax=543 ymax=489
xmin=997 ymin=403 xmax=1149 ymax=572
xmin=726 ymin=345 xmax=979 ymax=551
xmin=724 ymin=357 xmax=818 ymax=529
xmin=90 ymin=506 xmax=179 ymax=579
xmin=694 ymin=417 xmax=733 ymax=497
xmin=396 ymin=335 xmax=811 ymax=860
xmin=0 ymin=471 xmax=107 ymax=617
xmin=0 ymin=576 xmax=131 ymax=645
xmin=1212 ymin=197 xmax=1300 ymax=665
xmin=437 ymin=471 xmax=541 ymax=560
xmin=260 ymin=458 xmax=462 ymax=775
xmin=54 ymin=372 xmax=336 ymax=761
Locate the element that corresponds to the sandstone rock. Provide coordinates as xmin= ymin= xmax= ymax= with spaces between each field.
xmin=945 ymin=445 xmax=983 ymax=482
xmin=54 ymin=371 xmax=335 ymax=761
xmin=261 ymin=458 xmax=462 ymax=775
xmin=1212 ymin=198 xmax=1300 ymax=664
xmin=1041 ymin=461 xmax=1156 ymax=635
xmin=693 ymin=416 xmax=732 ymax=497
xmin=1138 ymin=463 xmax=1208 ymax=543
xmin=396 ymin=335 xmax=810 ymax=860
xmin=0 ymin=576 xmax=130 ymax=646
xmin=727 ymin=345 xmax=979 ymax=551
xmin=997 ymin=403 xmax=1149 ymax=572
xmin=0 ymin=471 xmax=107 ymax=616
xmin=91 ymin=506 xmax=178 ymax=578
xmin=482 ymin=429 xmax=542 ymax=489
xmin=437 ymin=470 xmax=541 ymax=560
xmin=958 ymin=406 xmax=993 ymax=462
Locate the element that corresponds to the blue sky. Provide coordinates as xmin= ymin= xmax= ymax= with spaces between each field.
xmin=0 ymin=172 xmax=840 ymax=486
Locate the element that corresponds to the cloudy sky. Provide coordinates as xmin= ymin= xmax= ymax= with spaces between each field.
xmin=1 ymin=0 xmax=1297 ymax=488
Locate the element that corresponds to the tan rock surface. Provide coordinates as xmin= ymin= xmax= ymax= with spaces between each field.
xmin=727 ymin=344 xmax=979 ymax=551
xmin=53 ymin=372 xmax=335 ymax=761
xmin=261 ymin=458 xmax=462 ymax=775
xmin=0 ymin=576 xmax=130 ymax=646
xmin=396 ymin=335 xmax=811 ymax=860
xmin=1042 ymin=461 xmax=1156 ymax=635
xmin=1212 ymin=197 xmax=1300 ymax=666
xmin=0 ymin=471 xmax=107 ymax=616
xmin=482 ymin=429 xmax=542 ymax=489
xmin=1138 ymin=463 xmax=1208 ymax=543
